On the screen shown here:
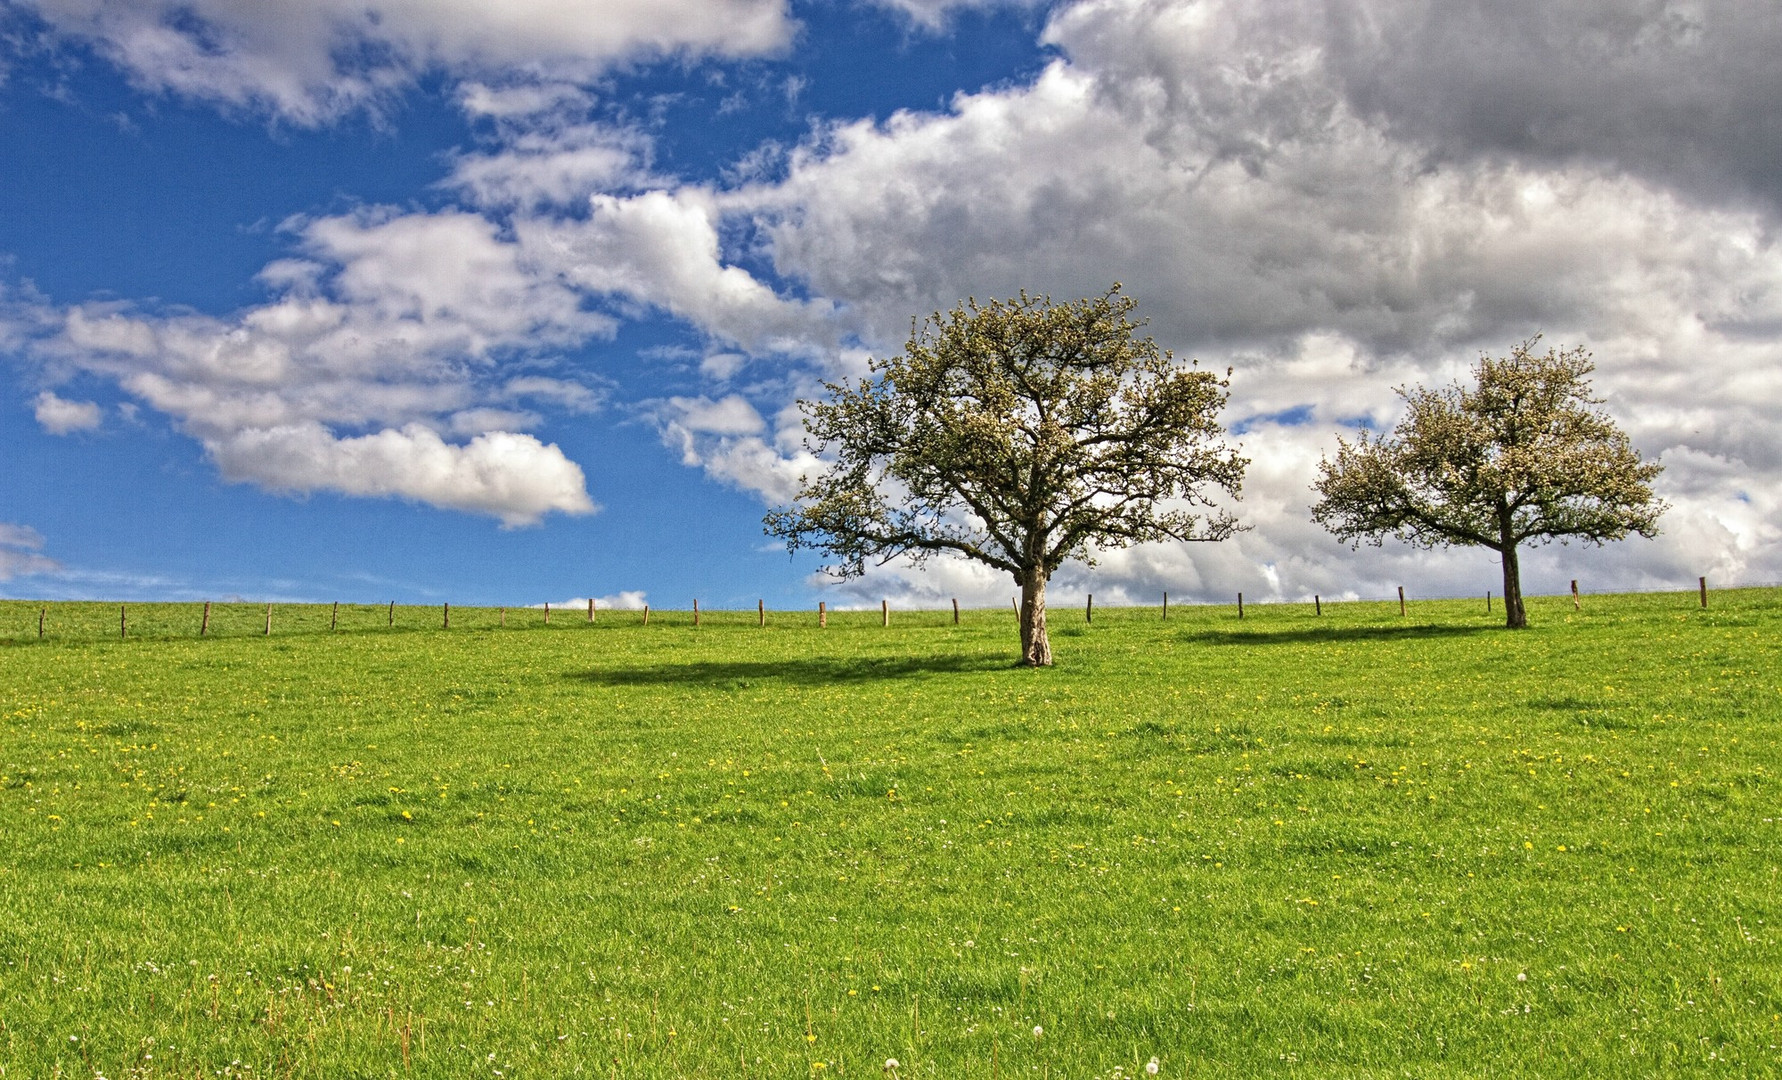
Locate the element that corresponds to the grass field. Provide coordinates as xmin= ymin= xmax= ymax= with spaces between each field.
xmin=1 ymin=590 xmax=1778 ymax=1078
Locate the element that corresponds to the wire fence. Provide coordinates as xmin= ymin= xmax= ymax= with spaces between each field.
xmin=0 ymin=579 xmax=1775 ymax=646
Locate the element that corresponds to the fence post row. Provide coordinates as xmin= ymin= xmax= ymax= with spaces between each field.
xmin=43 ymin=579 xmax=1752 ymax=643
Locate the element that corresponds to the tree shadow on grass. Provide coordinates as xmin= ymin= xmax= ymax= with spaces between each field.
xmin=568 ymin=652 xmax=1019 ymax=688
xmin=1179 ymin=623 xmax=1499 ymax=647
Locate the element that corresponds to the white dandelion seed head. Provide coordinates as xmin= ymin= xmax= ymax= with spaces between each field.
xmin=884 ymin=1058 xmax=900 ymax=1071
xmin=1033 ymin=1025 xmax=1044 ymax=1037
xmin=1147 ymin=1056 xmax=1161 ymax=1075
xmin=1517 ymin=972 xmax=1528 ymax=982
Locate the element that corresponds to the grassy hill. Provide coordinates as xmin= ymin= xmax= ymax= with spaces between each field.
xmin=1 ymin=591 xmax=1777 ymax=1077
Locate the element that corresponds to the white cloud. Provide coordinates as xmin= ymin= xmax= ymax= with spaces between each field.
xmin=862 ymin=0 xmax=1047 ymax=30
xmin=209 ymin=422 xmax=594 ymax=527
xmin=33 ymin=390 xmax=101 ymax=434
xmin=0 ymin=523 xmax=60 ymax=581
xmin=447 ymin=122 xmax=652 ymax=212
xmin=521 ymin=190 xmax=835 ymax=354
xmin=704 ymin=0 xmax=1782 ymax=601
xmin=651 ymin=394 xmax=816 ymax=504
xmin=535 ymin=590 xmax=648 ymax=610
xmin=22 ymin=0 xmax=797 ymax=124
xmin=33 ymin=207 xmax=609 ymax=524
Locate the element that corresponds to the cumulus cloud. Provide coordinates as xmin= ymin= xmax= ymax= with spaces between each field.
xmin=651 ymin=394 xmax=816 ymax=504
xmin=521 ymin=190 xmax=835 ymax=355
xmin=705 ymin=0 xmax=1782 ymax=602
xmin=33 ymin=207 xmax=608 ymax=524
xmin=209 ymin=423 xmax=593 ymax=527
xmin=18 ymin=0 xmax=796 ymax=124
xmin=0 ymin=523 xmax=60 ymax=581
xmin=33 ymin=389 xmax=101 ymax=433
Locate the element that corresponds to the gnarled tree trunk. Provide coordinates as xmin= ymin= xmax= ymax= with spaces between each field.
xmin=1018 ymin=574 xmax=1053 ymax=666
xmin=1498 ymin=541 xmax=1527 ymax=630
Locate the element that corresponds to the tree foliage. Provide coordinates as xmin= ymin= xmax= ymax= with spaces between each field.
xmin=1311 ymin=339 xmax=1665 ymax=627
xmin=766 ymin=286 xmax=1246 ymax=664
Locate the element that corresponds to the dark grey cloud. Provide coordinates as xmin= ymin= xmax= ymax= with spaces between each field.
xmin=1323 ymin=0 xmax=1782 ymax=213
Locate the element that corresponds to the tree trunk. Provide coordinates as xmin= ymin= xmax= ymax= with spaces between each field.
xmin=1498 ymin=542 xmax=1527 ymax=630
xmin=1018 ymin=574 xmax=1053 ymax=667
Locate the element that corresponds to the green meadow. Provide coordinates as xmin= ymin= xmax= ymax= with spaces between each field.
xmin=1 ymin=591 xmax=1778 ymax=1078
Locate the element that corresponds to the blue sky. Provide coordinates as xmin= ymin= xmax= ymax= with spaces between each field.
xmin=4 ymin=0 xmax=1779 ymax=610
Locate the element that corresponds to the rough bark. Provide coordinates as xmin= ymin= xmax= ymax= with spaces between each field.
xmin=1498 ymin=541 xmax=1527 ymax=630
xmin=1019 ymin=574 xmax=1052 ymax=667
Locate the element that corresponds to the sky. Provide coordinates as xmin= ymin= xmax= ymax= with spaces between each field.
xmin=2 ymin=0 xmax=1778 ymax=612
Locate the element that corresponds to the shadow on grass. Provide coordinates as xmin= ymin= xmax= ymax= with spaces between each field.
xmin=1179 ymin=622 xmax=1500 ymax=646
xmin=569 ymin=652 xmax=1020 ymax=687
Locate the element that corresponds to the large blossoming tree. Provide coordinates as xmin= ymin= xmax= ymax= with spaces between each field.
xmin=766 ymin=287 xmax=1247 ymax=665
xmin=1311 ymin=339 xmax=1665 ymax=628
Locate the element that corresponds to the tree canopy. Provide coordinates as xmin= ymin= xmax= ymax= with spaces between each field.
xmin=1311 ymin=339 xmax=1665 ymax=628
xmin=766 ymin=286 xmax=1246 ymax=664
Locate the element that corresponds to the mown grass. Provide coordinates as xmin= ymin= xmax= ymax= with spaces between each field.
xmin=0 ymin=591 xmax=1778 ymax=1078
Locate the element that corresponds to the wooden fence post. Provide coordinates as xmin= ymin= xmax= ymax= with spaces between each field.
xmin=39 ymin=605 xmax=46 ymax=640
xmin=1571 ymin=579 xmax=1580 ymax=610
xmin=544 ymin=601 xmax=550 ymax=625
xmin=1162 ymin=591 xmax=1168 ymax=620
xmin=120 ymin=604 xmax=127 ymax=640
xmin=1398 ymin=586 xmax=1406 ymax=617
xmin=500 ymin=607 xmax=506 ymax=627
xmin=643 ymin=605 xmax=650 ymax=626
xmin=387 ymin=600 xmax=394 ymax=627
xmin=264 ymin=604 xmax=272 ymax=636
xmin=331 ymin=601 xmax=339 ymax=631
xmin=201 ymin=601 xmax=210 ymax=636
xmin=952 ymin=597 xmax=960 ymax=625
xmin=1487 ymin=590 xmax=1491 ymax=613
xmin=819 ymin=601 xmax=827 ymax=628
xmin=759 ymin=599 xmax=766 ymax=628
xmin=881 ymin=599 xmax=889 ymax=627
xmin=1699 ymin=576 xmax=1708 ymax=608
xmin=1237 ymin=593 xmax=1244 ymax=619
xmin=1314 ymin=594 xmax=1321 ymax=616
xmin=1085 ymin=594 xmax=1093 ymax=623
xmin=443 ymin=602 xmax=449 ymax=629
xmin=693 ymin=599 xmax=700 ymax=627
xmin=589 ymin=598 xmax=596 ymax=623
